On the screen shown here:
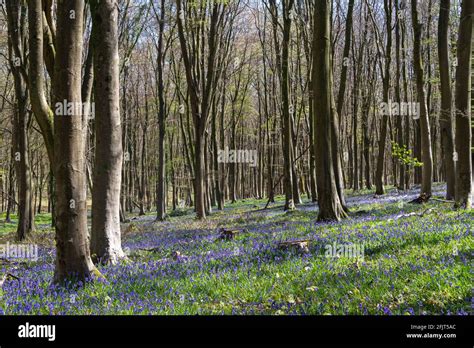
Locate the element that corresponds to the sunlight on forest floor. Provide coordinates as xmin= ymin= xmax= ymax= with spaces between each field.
xmin=0 ymin=183 xmax=472 ymax=315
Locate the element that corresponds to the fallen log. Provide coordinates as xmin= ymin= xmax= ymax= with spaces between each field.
xmin=277 ymin=240 xmax=311 ymax=253
xmin=391 ymin=208 xmax=435 ymax=221
xmin=431 ymin=198 xmax=455 ymax=204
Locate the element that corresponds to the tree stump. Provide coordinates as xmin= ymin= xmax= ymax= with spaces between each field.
xmin=277 ymin=240 xmax=310 ymax=254
xmin=217 ymin=228 xmax=241 ymax=241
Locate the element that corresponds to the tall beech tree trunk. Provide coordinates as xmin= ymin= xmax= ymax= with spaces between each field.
xmin=438 ymin=0 xmax=456 ymax=200
xmin=212 ymin=86 xmax=223 ymax=210
xmin=401 ymin=15 xmax=411 ymax=190
xmin=411 ymin=0 xmax=433 ymax=200
xmin=334 ymin=0 xmax=352 ymax=196
xmin=375 ymin=0 xmax=392 ymax=195
xmin=53 ymin=0 xmax=100 ymax=282
xmin=454 ymin=0 xmax=473 ymax=208
xmin=395 ymin=0 xmax=406 ymax=191
xmin=219 ymin=80 xmax=226 ymax=209
xmin=90 ymin=0 xmax=126 ymax=265
xmin=6 ymin=1 xmax=34 ymax=241
xmin=154 ymin=0 xmax=167 ymax=221
xmin=313 ymin=0 xmax=348 ymax=222
xmin=269 ymin=0 xmax=296 ymax=210
xmin=27 ymin=0 xmax=54 ymax=166
xmin=27 ymin=0 xmax=56 ymax=228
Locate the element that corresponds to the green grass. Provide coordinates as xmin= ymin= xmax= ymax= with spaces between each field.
xmin=0 ymin=212 xmax=52 ymax=237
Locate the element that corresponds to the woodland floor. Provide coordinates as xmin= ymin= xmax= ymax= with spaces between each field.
xmin=0 ymin=183 xmax=472 ymax=315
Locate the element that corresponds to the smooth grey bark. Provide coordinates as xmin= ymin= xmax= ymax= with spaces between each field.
xmin=53 ymin=0 xmax=100 ymax=283
xmin=90 ymin=0 xmax=126 ymax=264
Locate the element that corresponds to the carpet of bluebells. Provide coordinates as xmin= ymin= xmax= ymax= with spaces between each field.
xmin=0 ymin=184 xmax=472 ymax=315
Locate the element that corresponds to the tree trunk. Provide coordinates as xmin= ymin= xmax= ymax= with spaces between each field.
xmin=194 ymin=128 xmax=206 ymax=219
xmin=6 ymin=1 xmax=34 ymax=241
xmin=26 ymin=0 xmax=54 ymax=166
xmin=438 ymin=0 xmax=456 ymax=200
xmin=411 ymin=0 xmax=433 ymax=199
xmin=454 ymin=0 xmax=473 ymax=208
xmin=53 ymin=0 xmax=100 ymax=283
xmin=90 ymin=0 xmax=126 ymax=265
xmin=395 ymin=0 xmax=406 ymax=191
xmin=336 ymin=0 xmax=355 ymax=120
xmin=269 ymin=0 xmax=296 ymax=210
xmin=313 ymin=0 xmax=348 ymax=222
xmin=375 ymin=0 xmax=392 ymax=195
xmin=27 ymin=0 xmax=55 ymax=227
xmin=155 ymin=0 xmax=167 ymax=221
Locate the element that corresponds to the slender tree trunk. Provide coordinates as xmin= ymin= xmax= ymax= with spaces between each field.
xmin=6 ymin=1 xmax=33 ymax=241
xmin=375 ymin=0 xmax=392 ymax=195
xmin=26 ymin=0 xmax=54 ymax=166
xmin=308 ymin=93 xmax=317 ymax=202
xmin=336 ymin=0 xmax=355 ymax=120
xmin=13 ymin=89 xmax=32 ymax=242
xmin=438 ymin=0 xmax=456 ymax=200
xmin=395 ymin=0 xmax=406 ymax=190
xmin=411 ymin=0 xmax=433 ymax=199
xmin=154 ymin=0 xmax=167 ymax=221
xmin=269 ymin=0 xmax=295 ymax=210
xmin=194 ymin=128 xmax=206 ymax=219
xmin=219 ymin=81 xmax=226 ymax=209
xmin=363 ymin=102 xmax=372 ymax=190
xmin=27 ymin=0 xmax=56 ymax=227
xmin=454 ymin=0 xmax=473 ymax=208
xmin=5 ymin=158 xmax=14 ymax=223
xmin=212 ymin=91 xmax=223 ymax=210
xmin=401 ymin=17 xmax=411 ymax=190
